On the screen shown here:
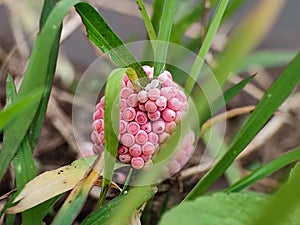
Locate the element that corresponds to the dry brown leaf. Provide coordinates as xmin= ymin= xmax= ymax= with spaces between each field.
xmin=6 ymin=156 xmax=97 ymax=214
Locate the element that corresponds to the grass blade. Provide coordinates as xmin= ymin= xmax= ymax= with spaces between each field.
xmin=225 ymin=147 xmax=300 ymax=193
xmin=151 ymin=0 xmax=164 ymax=34
xmin=81 ymin=195 xmax=125 ymax=225
xmin=0 ymin=92 xmax=42 ymax=132
xmin=136 ymin=0 xmax=157 ymax=41
xmin=184 ymin=0 xmax=229 ymax=95
xmin=6 ymin=75 xmax=38 ymax=225
xmin=99 ymin=68 xmax=126 ymax=206
xmin=0 ymin=0 xmax=82 ymax=183
xmin=75 ymin=3 xmax=148 ymax=81
xmin=153 ymin=0 xmax=178 ymax=76
xmin=211 ymin=75 xmax=255 ymax=114
xmin=28 ymin=0 xmax=63 ymax=148
xmin=185 ymin=51 xmax=300 ymax=200
xmin=171 ymin=0 xmax=219 ymax=43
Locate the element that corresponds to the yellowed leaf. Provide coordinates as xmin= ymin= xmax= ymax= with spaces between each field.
xmin=6 ymin=156 xmax=97 ymax=214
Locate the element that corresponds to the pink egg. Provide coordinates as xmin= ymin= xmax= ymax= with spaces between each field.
xmin=145 ymin=100 xmax=157 ymax=113
xmin=162 ymin=108 xmax=176 ymax=122
xmin=141 ymin=122 xmax=152 ymax=133
xmin=122 ymin=107 xmax=136 ymax=121
xmin=127 ymin=122 xmax=140 ymax=135
xmin=135 ymin=111 xmax=148 ymax=125
xmin=135 ymin=130 xmax=148 ymax=145
xmin=142 ymin=142 xmax=155 ymax=156
xmin=121 ymin=133 xmax=135 ymax=147
xmin=152 ymin=119 xmax=166 ymax=134
xmin=129 ymin=144 xmax=142 ymax=157
xmin=131 ymin=157 xmax=145 ymax=169
xmin=148 ymin=110 xmax=161 ymax=121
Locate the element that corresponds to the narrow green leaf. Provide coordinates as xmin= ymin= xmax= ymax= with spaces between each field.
xmin=28 ymin=0 xmax=63 ymax=148
xmin=6 ymin=75 xmax=38 ymax=225
xmin=160 ymin=192 xmax=267 ymax=225
xmin=81 ymin=195 xmax=125 ymax=225
xmin=0 ymin=92 xmax=42 ymax=132
xmin=39 ymin=0 xmax=61 ymax=29
xmin=136 ymin=0 xmax=157 ymax=41
xmin=185 ymin=52 xmax=300 ymax=200
xmin=225 ymin=146 xmax=300 ymax=193
xmin=101 ymin=69 xmax=126 ymax=201
xmin=151 ymin=0 xmax=164 ymax=33
xmin=75 ymin=2 xmax=148 ymax=81
xmin=211 ymin=75 xmax=255 ymax=114
xmin=185 ymin=0 xmax=229 ymax=95
xmin=153 ymin=0 xmax=178 ymax=76
xmin=0 ymin=0 xmax=82 ymax=182
xmin=171 ymin=0 xmax=219 ymax=43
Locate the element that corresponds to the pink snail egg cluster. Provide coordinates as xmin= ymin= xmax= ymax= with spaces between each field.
xmin=91 ymin=66 xmax=195 ymax=175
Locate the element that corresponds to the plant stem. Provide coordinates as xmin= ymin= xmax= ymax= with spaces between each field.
xmin=121 ymin=168 xmax=133 ymax=195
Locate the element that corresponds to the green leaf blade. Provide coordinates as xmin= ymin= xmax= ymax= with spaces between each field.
xmin=160 ymin=192 xmax=267 ymax=225
xmin=102 ymin=69 xmax=126 ymax=190
xmin=75 ymin=2 xmax=148 ymax=80
xmin=185 ymin=52 xmax=300 ymax=200
xmin=0 ymin=0 xmax=82 ymax=183
xmin=154 ymin=0 xmax=178 ymax=76
xmin=225 ymin=146 xmax=300 ymax=193
xmin=184 ymin=0 xmax=229 ymax=95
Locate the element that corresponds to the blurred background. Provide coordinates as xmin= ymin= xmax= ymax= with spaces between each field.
xmin=0 ymin=0 xmax=300 ymax=224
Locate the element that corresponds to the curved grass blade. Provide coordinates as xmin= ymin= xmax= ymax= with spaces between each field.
xmin=225 ymin=146 xmax=300 ymax=193
xmin=185 ymin=51 xmax=300 ymax=200
xmin=75 ymin=3 xmax=148 ymax=81
xmin=184 ymin=0 xmax=229 ymax=95
xmin=153 ymin=0 xmax=178 ymax=76
xmin=0 ymin=0 xmax=82 ymax=183
xmin=99 ymin=68 xmax=126 ymax=206
xmin=211 ymin=75 xmax=255 ymax=114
